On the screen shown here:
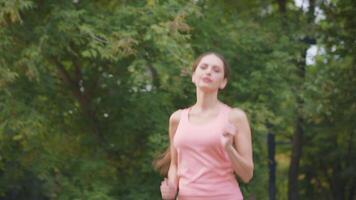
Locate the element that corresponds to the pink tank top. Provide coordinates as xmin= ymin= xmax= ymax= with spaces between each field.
xmin=173 ymin=103 xmax=243 ymax=200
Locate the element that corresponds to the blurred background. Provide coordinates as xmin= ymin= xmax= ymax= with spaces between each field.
xmin=0 ymin=0 xmax=355 ymax=199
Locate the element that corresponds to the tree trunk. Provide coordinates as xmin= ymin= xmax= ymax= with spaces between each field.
xmin=288 ymin=107 xmax=304 ymax=200
xmin=276 ymin=0 xmax=286 ymax=14
xmin=54 ymin=57 xmax=103 ymax=142
xmin=267 ymin=124 xmax=276 ymax=200
xmin=283 ymin=0 xmax=315 ymax=198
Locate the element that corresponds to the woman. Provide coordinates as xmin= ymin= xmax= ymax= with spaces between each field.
xmin=154 ymin=52 xmax=254 ymax=200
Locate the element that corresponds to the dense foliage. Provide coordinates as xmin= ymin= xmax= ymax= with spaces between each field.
xmin=0 ymin=0 xmax=354 ymax=199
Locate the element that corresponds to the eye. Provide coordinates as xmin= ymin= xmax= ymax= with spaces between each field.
xmin=199 ymin=64 xmax=208 ymax=69
xmin=213 ymin=66 xmax=221 ymax=73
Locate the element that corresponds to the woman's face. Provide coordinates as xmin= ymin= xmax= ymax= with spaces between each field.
xmin=192 ymin=54 xmax=227 ymax=92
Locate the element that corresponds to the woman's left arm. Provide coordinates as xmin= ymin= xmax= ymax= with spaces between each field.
xmin=224 ymin=108 xmax=254 ymax=183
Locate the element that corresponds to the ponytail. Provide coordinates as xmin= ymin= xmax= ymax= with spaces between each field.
xmin=152 ymin=146 xmax=171 ymax=177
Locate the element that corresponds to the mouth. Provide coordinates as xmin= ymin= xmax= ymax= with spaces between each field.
xmin=202 ymin=77 xmax=213 ymax=83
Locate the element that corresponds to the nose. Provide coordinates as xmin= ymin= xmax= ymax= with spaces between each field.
xmin=206 ymin=67 xmax=213 ymax=75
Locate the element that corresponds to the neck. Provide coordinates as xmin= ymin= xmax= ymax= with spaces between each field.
xmin=194 ymin=88 xmax=220 ymax=110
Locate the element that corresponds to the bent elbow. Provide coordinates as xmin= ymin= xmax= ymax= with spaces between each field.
xmin=241 ymin=172 xmax=253 ymax=183
xmin=241 ymin=164 xmax=254 ymax=183
xmin=242 ymin=173 xmax=253 ymax=183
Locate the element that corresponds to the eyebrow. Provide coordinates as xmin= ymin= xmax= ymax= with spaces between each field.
xmin=200 ymin=63 xmax=221 ymax=68
xmin=199 ymin=63 xmax=223 ymax=72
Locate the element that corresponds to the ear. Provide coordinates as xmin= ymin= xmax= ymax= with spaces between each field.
xmin=192 ymin=72 xmax=196 ymax=84
xmin=219 ymin=78 xmax=228 ymax=89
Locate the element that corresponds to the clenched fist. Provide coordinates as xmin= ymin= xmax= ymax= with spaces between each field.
xmin=160 ymin=177 xmax=177 ymax=200
xmin=221 ymin=122 xmax=237 ymax=149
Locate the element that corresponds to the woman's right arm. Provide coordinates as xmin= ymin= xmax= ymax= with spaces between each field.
xmin=167 ymin=109 xmax=181 ymax=186
xmin=161 ymin=109 xmax=181 ymax=199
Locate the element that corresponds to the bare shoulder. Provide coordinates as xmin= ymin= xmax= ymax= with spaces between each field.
xmin=228 ymin=107 xmax=249 ymax=124
xmin=169 ymin=109 xmax=182 ymax=139
xmin=169 ymin=109 xmax=182 ymax=125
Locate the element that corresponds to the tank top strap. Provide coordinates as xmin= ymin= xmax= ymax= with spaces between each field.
xmin=182 ymin=107 xmax=191 ymax=123
xmin=219 ymin=103 xmax=232 ymax=120
xmin=175 ymin=107 xmax=190 ymax=130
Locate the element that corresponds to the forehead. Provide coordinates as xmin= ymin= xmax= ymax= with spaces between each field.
xmin=199 ymin=54 xmax=224 ymax=68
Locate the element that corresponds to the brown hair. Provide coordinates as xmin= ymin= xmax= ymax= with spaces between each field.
xmin=152 ymin=52 xmax=230 ymax=177
xmin=152 ymin=147 xmax=171 ymax=177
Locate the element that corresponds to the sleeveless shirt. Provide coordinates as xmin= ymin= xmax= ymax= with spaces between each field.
xmin=173 ymin=103 xmax=243 ymax=200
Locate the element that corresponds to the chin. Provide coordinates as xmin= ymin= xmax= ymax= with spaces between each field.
xmin=197 ymin=85 xmax=218 ymax=93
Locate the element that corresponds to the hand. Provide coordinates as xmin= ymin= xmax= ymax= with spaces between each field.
xmin=160 ymin=177 xmax=177 ymax=200
xmin=221 ymin=122 xmax=237 ymax=149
